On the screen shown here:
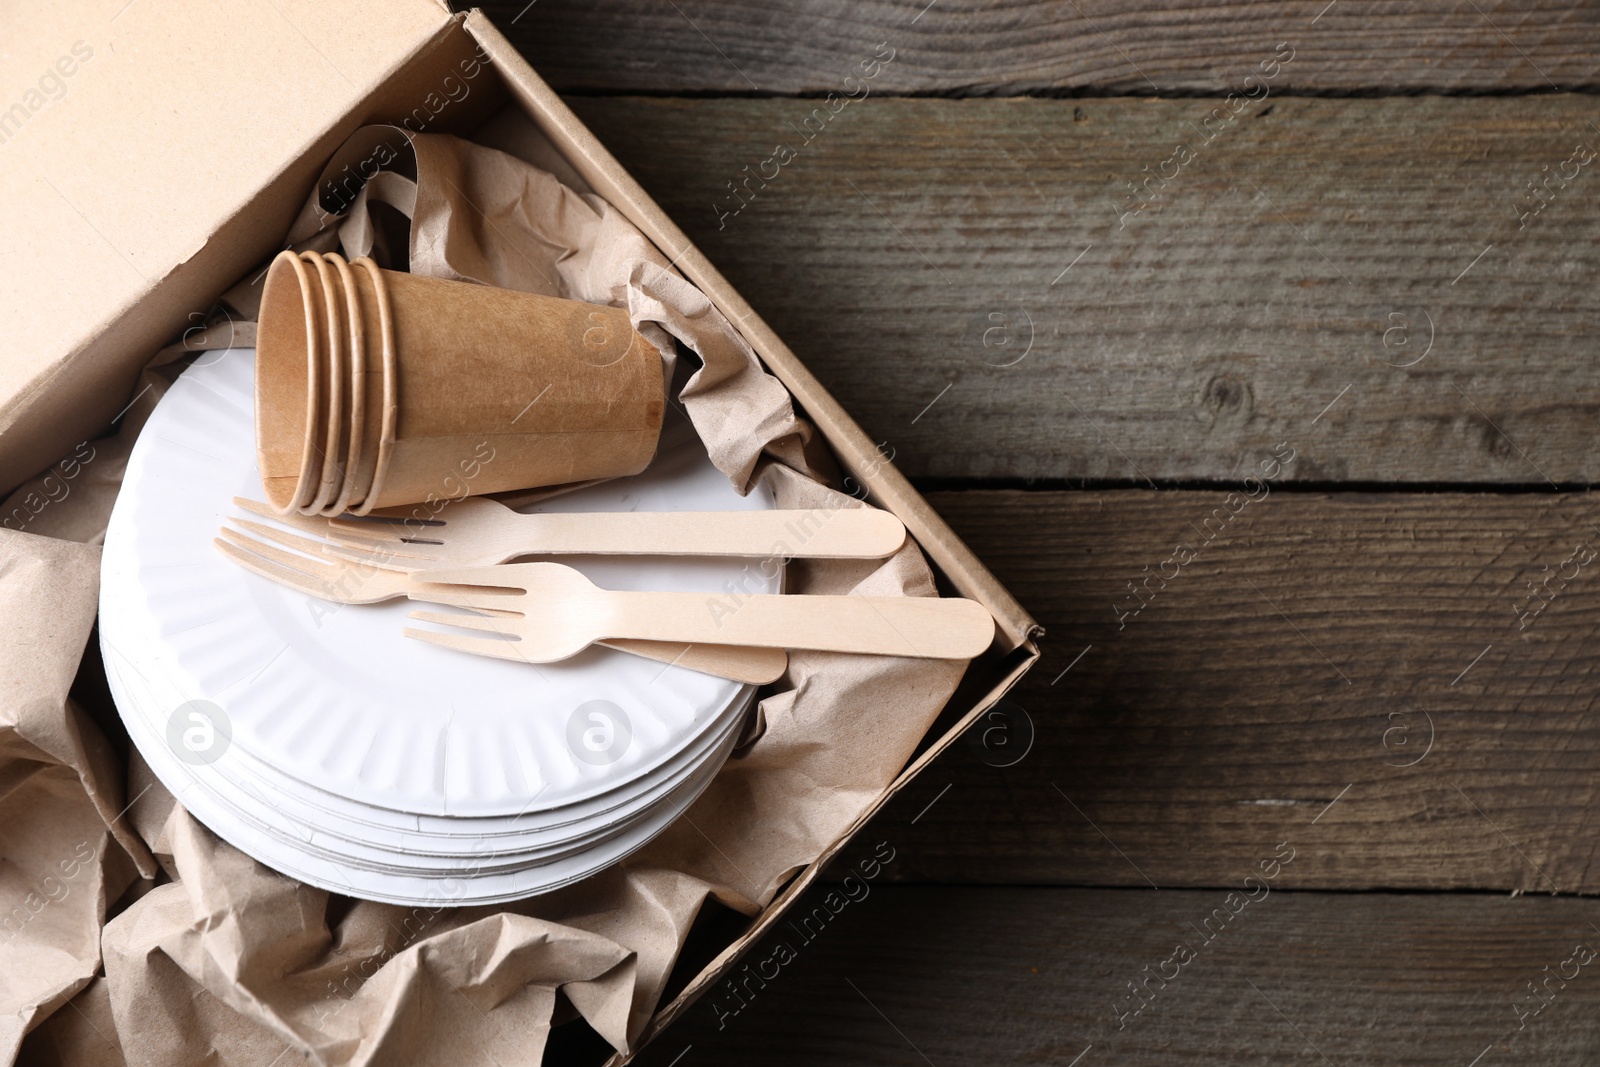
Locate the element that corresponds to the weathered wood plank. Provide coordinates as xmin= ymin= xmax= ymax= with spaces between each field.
xmin=849 ymin=490 xmax=1600 ymax=891
xmin=633 ymin=887 xmax=1600 ymax=1066
xmin=487 ymin=0 xmax=1600 ymax=96
xmin=566 ymin=95 xmax=1600 ymax=484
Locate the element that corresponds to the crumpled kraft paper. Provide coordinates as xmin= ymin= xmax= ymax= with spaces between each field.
xmin=3 ymin=111 xmax=967 ymax=1066
xmin=0 ymin=531 xmax=149 ymax=1062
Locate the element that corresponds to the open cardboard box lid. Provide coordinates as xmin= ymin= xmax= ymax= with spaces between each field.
xmin=0 ymin=0 xmax=455 ymax=494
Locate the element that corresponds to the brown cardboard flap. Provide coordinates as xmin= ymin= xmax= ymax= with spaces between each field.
xmin=463 ymin=12 xmax=1041 ymax=652
xmin=0 ymin=0 xmax=458 ymax=494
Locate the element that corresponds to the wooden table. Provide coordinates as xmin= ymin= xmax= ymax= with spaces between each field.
xmin=487 ymin=3 xmax=1600 ymax=1061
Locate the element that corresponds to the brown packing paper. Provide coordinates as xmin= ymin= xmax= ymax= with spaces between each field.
xmin=3 ymin=125 xmax=968 ymax=1066
xmin=15 ymin=976 xmax=126 ymax=1067
xmin=95 ymin=766 xmax=638 ymax=1067
xmin=0 ymin=531 xmax=149 ymax=1062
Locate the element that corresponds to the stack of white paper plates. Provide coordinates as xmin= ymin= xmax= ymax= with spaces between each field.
xmin=100 ymin=348 xmax=775 ymax=906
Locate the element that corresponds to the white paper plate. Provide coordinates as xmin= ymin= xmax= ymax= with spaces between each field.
xmin=108 ymin=641 xmax=748 ymax=864
xmin=108 ymin=638 xmax=744 ymax=901
xmin=108 ymin=646 xmax=746 ymax=880
xmin=101 ymin=347 xmax=778 ymax=817
xmin=224 ymin=703 xmax=748 ymax=855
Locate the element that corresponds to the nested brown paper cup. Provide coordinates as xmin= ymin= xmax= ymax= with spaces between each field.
xmin=256 ymin=253 xmax=328 ymax=512
xmin=254 ymin=250 xmax=665 ymax=515
xmin=366 ymin=268 xmax=664 ymax=511
xmin=302 ymin=252 xmax=348 ymax=514
xmin=326 ymin=253 xmax=374 ymax=515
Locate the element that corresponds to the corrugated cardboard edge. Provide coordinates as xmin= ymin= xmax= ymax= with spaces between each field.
xmin=463 ymin=12 xmax=1041 ymax=654
xmin=621 ymin=641 xmax=1039 ymax=1063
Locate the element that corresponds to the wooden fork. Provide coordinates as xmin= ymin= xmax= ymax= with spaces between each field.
xmin=213 ymin=520 xmax=788 ymax=684
xmin=403 ymin=562 xmax=996 ymax=664
xmin=288 ymin=493 xmax=909 ymax=566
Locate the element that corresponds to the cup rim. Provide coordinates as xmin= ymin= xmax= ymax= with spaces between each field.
xmin=294 ymin=256 xmax=331 ymax=512
xmin=300 ymin=252 xmax=347 ymax=516
xmin=349 ymin=255 xmax=399 ymax=518
xmin=324 ymin=252 xmax=370 ymax=516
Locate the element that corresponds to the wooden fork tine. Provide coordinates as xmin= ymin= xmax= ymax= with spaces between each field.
xmin=411 ymin=589 xmax=521 ymax=617
xmin=402 ymin=627 xmax=532 ymax=663
xmin=324 ymin=518 xmax=407 ymax=545
xmin=413 ymin=565 xmax=525 ymax=591
xmin=317 ymin=537 xmax=445 ymax=571
xmin=328 ymin=511 xmax=444 ymax=536
xmin=228 ymin=517 xmax=339 ymax=560
xmin=231 ymin=497 xmax=335 ymax=536
xmin=231 ymin=519 xmax=448 ymax=579
xmin=405 ymin=608 xmax=522 ymax=635
xmin=407 ymin=583 xmax=525 ymax=613
xmin=217 ymin=525 xmax=342 ymax=582
xmin=231 ymin=495 xmax=279 ymax=518
xmin=340 ymin=502 xmax=443 ymax=522
xmin=220 ymin=526 xmax=514 ymax=615
xmin=213 ymin=536 xmax=344 ymax=600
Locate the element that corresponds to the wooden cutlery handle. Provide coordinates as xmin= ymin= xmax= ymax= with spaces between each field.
xmin=515 ymin=508 xmax=906 ymax=559
xmin=601 ymin=640 xmax=786 ymax=684
xmin=600 ymin=591 xmax=995 ymax=660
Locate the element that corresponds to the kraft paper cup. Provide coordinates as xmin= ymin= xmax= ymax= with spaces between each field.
xmin=256 ymin=251 xmax=327 ymax=513
xmin=326 ymin=253 xmax=371 ymax=515
xmin=257 ymin=253 xmax=665 ymax=515
xmin=295 ymin=260 xmax=332 ymax=514
xmin=302 ymin=252 xmax=348 ymax=515
xmin=352 ymin=265 xmax=665 ymax=513
xmin=349 ymin=256 xmax=399 ymax=516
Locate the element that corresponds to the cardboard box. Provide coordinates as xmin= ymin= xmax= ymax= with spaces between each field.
xmin=3 ymin=2 xmax=1039 ymax=1060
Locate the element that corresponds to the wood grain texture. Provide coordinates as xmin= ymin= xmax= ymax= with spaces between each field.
xmin=566 ymin=95 xmax=1600 ymax=484
xmin=632 ymin=887 xmax=1600 ymax=1066
xmin=485 ymin=0 xmax=1600 ymax=96
xmin=843 ymin=489 xmax=1600 ymax=891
